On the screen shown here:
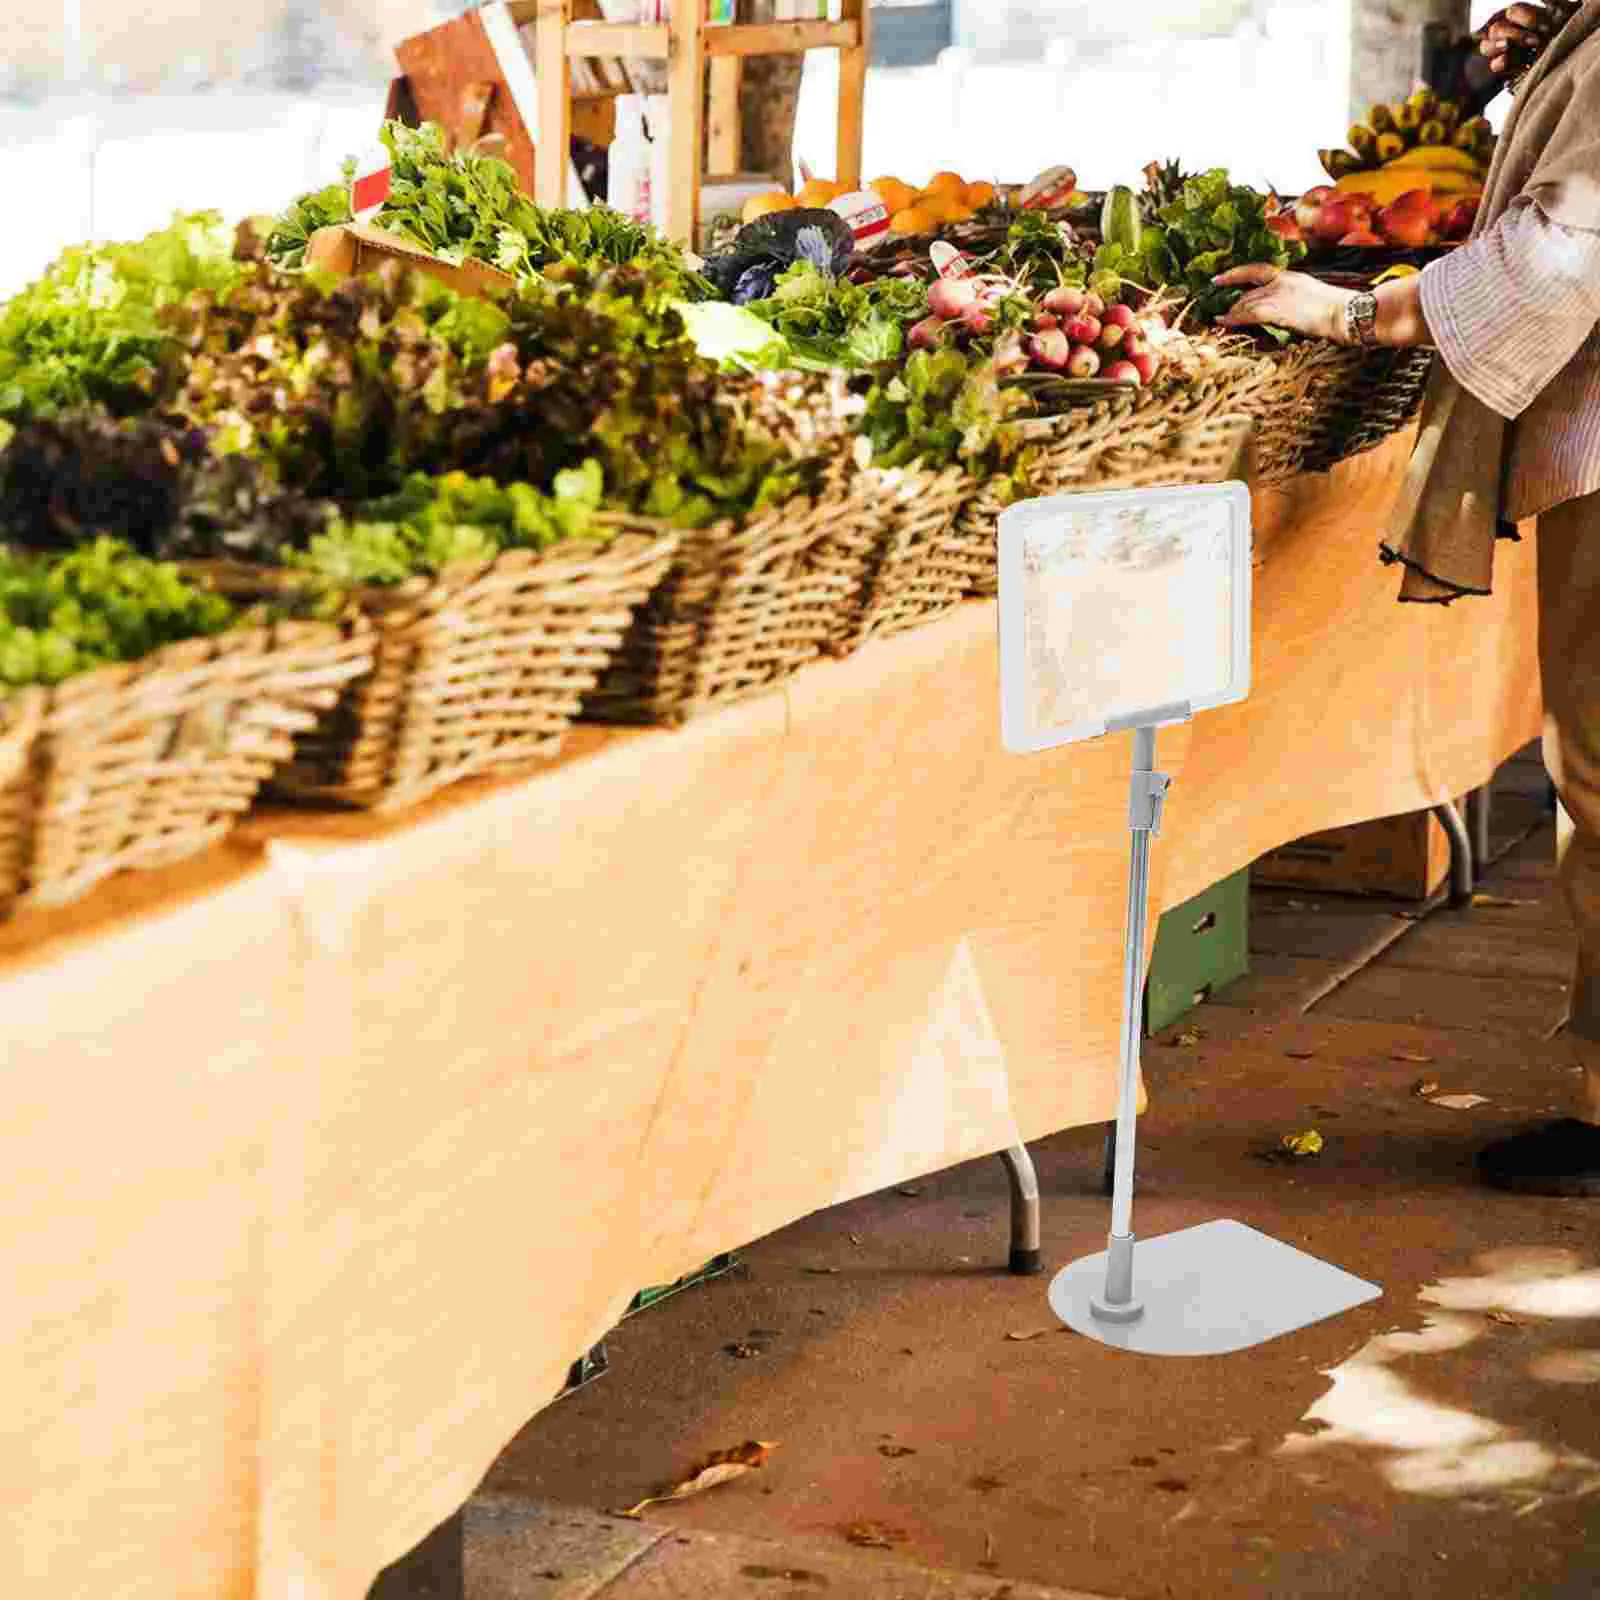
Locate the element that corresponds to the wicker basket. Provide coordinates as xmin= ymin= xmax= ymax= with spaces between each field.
xmin=1247 ymin=342 xmax=1434 ymax=482
xmin=0 ymin=617 xmax=372 ymax=917
xmin=946 ymin=373 xmax=1263 ymax=596
xmin=830 ymin=460 xmax=977 ymax=655
xmin=582 ymin=469 xmax=882 ymax=726
xmin=258 ymin=526 xmax=678 ymax=812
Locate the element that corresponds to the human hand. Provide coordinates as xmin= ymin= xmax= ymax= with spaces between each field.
xmin=1478 ymin=2 xmax=1578 ymax=80
xmin=1212 ymin=264 xmax=1352 ymax=342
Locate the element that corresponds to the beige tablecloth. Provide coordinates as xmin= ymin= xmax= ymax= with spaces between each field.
xmin=0 ymin=431 xmax=1542 ymax=1600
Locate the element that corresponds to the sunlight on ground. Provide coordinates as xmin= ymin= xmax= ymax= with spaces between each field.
xmin=1274 ymin=1247 xmax=1600 ymax=1508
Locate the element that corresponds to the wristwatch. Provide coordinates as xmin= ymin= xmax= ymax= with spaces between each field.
xmin=1345 ymin=291 xmax=1379 ymax=349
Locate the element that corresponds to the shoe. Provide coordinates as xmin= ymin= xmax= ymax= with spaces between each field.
xmin=1477 ymin=1118 xmax=1600 ymax=1196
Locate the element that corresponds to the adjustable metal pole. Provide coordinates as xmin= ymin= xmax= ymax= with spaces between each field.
xmin=1090 ymin=723 xmax=1171 ymax=1325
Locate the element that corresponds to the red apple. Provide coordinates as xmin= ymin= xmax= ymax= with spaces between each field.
xmin=1377 ymin=205 xmax=1432 ymax=249
xmin=1293 ymin=184 xmax=1335 ymax=236
xmin=1063 ymin=314 xmax=1102 ymax=346
xmin=1129 ymin=350 xmax=1160 ymax=385
xmin=1442 ymin=196 xmax=1480 ymax=240
xmin=1313 ymin=194 xmax=1372 ymax=245
xmin=1339 ymin=229 xmax=1385 ymax=247
xmin=1104 ymin=359 xmax=1141 ymax=386
xmin=1266 ymin=212 xmax=1303 ymax=244
xmin=1029 ymin=329 xmax=1071 ymax=370
xmin=1067 ymin=344 xmax=1101 ymax=378
xmin=1042 ymin=285 xmax=1087 ymax=318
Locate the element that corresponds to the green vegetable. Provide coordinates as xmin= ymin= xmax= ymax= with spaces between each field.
xmin=856 ymin=349 xmax=1030 ymax=474
xmin=744 ymin=262 xmax=928 ymax=371
xmin=0 ymin=538 xmax=237 ymax=689
xmin=261 ymin=169 xmax=355 ymax=271
xmin=285 ymin=464 xmax=607 ymax=588
xmin=0 ymin=213 xmax=242 ymax=422
xmin=1100 ymin=186 xmax=1144 ymax=255
xmin=1138 ymin=168 xmax=1305 ymax=330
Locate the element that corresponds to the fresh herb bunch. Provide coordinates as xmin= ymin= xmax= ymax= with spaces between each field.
xmin=856 ymin=349 xmax=1031 ymax=475
xmin=746 ymin=262 xmax=930 ymax=370
xmin=0 ymin=213 xmax=243 ymax=423
xmin=1140 ymin=169 xmax=1305 ymax=329
xmin=0 ymin=410 xmax=333 ymax=563
xmin=0 ymin=537 xmax=237 ymax=688
xmin=261 ymin=169 xmax=355 ymax=270
xmin=285 ymin=462 xmax=606 ymax=588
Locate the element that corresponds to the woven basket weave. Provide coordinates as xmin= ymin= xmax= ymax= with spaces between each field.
xmin=259 ymin=525 xmax=678 ymax=812
xmin=830 ymin=460 xmax=976 ymax=655
xmin=0 ymin=617 xmax=371 ymax=917
xmin=1246 ymin=342 xmax=1434 ymax=482
xmin=946 ymin=373 xmax=1263 ymax=597
xmin=583 ymin=468 xmax=882 ymax=726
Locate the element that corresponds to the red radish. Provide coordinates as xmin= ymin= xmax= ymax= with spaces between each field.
xmin=1101 ymin=303 xmax=1136 ymax=331
xmin=1042 ymin=284 xmax=1087 ymax=317
xmin=1084 ymin=291 xmax=1106 ymax=318
xmin=1104 ymin=359 xmax=1141 ymax=385
xmin=927 ymin=278 xmax=979 ymax=320
xmin=907 ymin=316 xmax=950 ymax=351
xmin=1129 ymin=350 xmax=1160 ymax=385
xmin=1067 ymin=344 xmax=1101 ymax=378
xmin=1293 ymin=184 xmax=1334 ymax=236
xmin=1121 ymin=330 xmax=1150 ymax=359
xmin=1032 ymin=312 xmax=1061 ymax=332
xmin=1029 ymin=329 xmax=1072 ymax=370
xmin=1098 ymin=322 xmax=1127 ymax=353
xmin=962 ymin=303 xmax=995 ymax=336
xmin=1063 ymin=314 xmax=1102 ymax=346
xmin=992 ymin=332 xmax=1029 ymax=375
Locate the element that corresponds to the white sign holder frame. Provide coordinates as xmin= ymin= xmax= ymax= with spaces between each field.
xmin=998 ymin=482 xmax=1382 ymax=1356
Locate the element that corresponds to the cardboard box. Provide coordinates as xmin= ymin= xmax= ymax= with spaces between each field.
xmin=306 ymin=222 xmax=516 ymax=299
xmin=1252 ymin=809 xmax=1450 ymax=901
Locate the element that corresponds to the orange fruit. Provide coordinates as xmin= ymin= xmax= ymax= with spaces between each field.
xmin=926 ymin=170 xmax=966 ymax=194
xmin=890 ymin=205 xmax=935 ymax=236
xmin=742 ymin=191 xmax=795 ymax=224
xmin=919 ymin=191 xmax=964 ymax=223
xmin=964 ymin=180 xmax=997 ymax=209
xmin=869 ymin=177 xmax=916 ymax=214
xmin=795 ymin=177 xmax=842 ymax=207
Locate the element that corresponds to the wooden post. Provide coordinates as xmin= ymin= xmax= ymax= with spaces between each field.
xmin=707 ymin=55 xmax=743 ymax=177
xmin=535 ymin=0 xmax=573 ymax=207
xmin=667 ymin=0 xmax=706 ymax=245
xmin=836 ymin=0 xmax=868 ymax=192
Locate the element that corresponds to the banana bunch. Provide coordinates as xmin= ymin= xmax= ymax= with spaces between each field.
xmin=1320 ymin=88 xmax=1493 ymax=197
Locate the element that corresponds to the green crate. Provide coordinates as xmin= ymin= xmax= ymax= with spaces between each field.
xmin=1144 ymin=869 xmax=1250 ymax=1036
xmin=625 ymin=1253 xmax=740 ymax=1318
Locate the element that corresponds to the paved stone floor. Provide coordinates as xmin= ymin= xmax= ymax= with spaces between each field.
xmin=374 ymin=746 xmax=1600 ymax=1599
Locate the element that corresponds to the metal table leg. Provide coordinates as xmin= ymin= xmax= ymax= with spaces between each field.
xmin=1465 ymin=785 xmax=1492 ymax=882
xmin=1433 ymin=800 xmax=1474 ymax=909
xmin=999 ymin=1143 xmax=1042 ymax=1275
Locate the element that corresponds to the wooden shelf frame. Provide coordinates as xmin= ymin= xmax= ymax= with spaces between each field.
xmin=526 ymin=1 xmax=870 ymax=247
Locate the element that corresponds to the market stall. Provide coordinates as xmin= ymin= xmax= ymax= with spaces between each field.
xmin=0 ymin=425 xmax=1541 ymax=1600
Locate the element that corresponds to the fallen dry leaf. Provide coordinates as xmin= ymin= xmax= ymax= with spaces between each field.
xmin=1428 ymin=1093 xmax=1490 ymax=1110
xmin=1472 ymin=894 xmax=1528 ymax=909
xmin=1285 ymin=1050 xmax=1316 ymax=1061
xmin=1412 ymin=1078 xmax=1441 ymax=1098
xmin=844 ymin=1521 xmax=906 ymax=1549
xmin=1280 ymin=1129 xmax=1324 ymax=1158
xmin=620 ymin=1441 xmax=779 ymax=1517
xmin=1393 ymin=1052 xmax=1433 ymax=1065
xmin=896 ymin=1185 xmax=924 ymax=1198
xmin=1487 ymin=1310 xmax=1521 ymax=1327
xmin=1006 ymin=1328 xmax=1052 ymax=1342
xmin=849 ymin=1233 xmax=864 ymax=1246
xmin=878 ymin=1444 xmax=917 ymax=1459
xmin=1175 ymin=1027 xmax=1203 ymax=1048
xmin=804 ymin=1266 xmax=841 ymax=1276
xmin=725 ymin=1342 xmax=762 ymax=1359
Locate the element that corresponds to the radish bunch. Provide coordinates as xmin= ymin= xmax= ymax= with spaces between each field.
xmin=908 ymin=274 xmax=1166 ymax=388
xmin=1028 ymin=286 xmax=1162 ymax=386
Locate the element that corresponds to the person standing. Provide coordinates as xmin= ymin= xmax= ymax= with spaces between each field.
xmin=1215 ymin=1 xmax=1600 ymax=1195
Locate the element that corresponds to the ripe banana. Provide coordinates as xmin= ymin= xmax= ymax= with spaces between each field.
xmin=1320 ymin=148 xmax=1366 ymax=181
xmin=1376 ymin=132 xmax=1406 ymax=163
xmin=1438 ymin=101 xmax=1462 ymax=132
xmin=1368 ymin=103 xmax=1396 ymax=134
xmin=1348 ymin=124 xmax=1379 ymax=163
xmin=1389 ymin=144 xmax=1484 ymax=175
xmin=1419 ymin=119 xmax=1447 ymax=146
xmin=1408 ymin=88 xmax=1439 ymax=120
xmin=1393 ymin=102 xmax=1423 ymax=134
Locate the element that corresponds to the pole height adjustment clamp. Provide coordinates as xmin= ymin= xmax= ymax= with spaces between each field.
xmin=1129 ymin=771 xmax=1172 ymax=837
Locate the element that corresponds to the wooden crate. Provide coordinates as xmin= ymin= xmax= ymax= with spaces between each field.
xmin=1253 ymin=810 xmax=1452 ymax=901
